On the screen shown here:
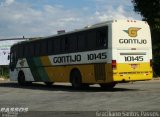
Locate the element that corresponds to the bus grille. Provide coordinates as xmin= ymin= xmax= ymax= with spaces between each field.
xmin=94 ymin=63 xmax=106 ymax=81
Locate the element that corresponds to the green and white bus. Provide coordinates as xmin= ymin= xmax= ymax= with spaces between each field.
xmin=9 ymin=20 xmax=153 ymax=89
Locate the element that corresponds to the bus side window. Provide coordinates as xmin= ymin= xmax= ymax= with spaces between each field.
xmin=54 ymin=38 xmax=61 ymax=54
xmin=14 ymin=47 xmax=17 ymax=62
xmin=65 ymin=36 xmax=69 ymax=52
xmin=24 ymin=44 xmax=30 ymax=57
xmin=47 ymin=39 xmax=54 ymax=55
xmin=18 ymin=45 xmax=23 ymax=58
xmin=41 ymin=41 xmax=47 ymax=56
xmin=35 ymin=42 xmax=41 ymax=57
xmin=77 ymin=32 xmax=86 ymax=51
xmin=30 ymin=43 xmax=35 ymax=57
xmin=23 ymin=45 xmax=26 ymax=57
xmin=68 ymin=34 xmax=77 ymax=53
xmin=61 ymin=36 xmax=66 ymax=53
xmin=86 ymin=30 xmax=97 ymax=50
xmin=97 ymin=27 xmax=108 ymax=49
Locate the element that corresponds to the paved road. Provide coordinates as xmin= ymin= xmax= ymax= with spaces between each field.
xmin=0 ymin=80 xmax=160 ymax=117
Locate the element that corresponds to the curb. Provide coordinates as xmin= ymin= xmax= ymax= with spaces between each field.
xmin=153 ymin=78 xmax=160 ymax=80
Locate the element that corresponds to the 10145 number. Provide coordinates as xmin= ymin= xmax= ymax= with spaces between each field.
xmin=88 ymin=52 xmax=107 ymax=61
xmin=124 ymin=56 xmax=143 ymax=62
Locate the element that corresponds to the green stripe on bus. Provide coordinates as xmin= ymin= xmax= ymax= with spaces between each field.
xmin=27 ymin=58 xmax=40 ymax=81
xmin=33 ymin=57 xmax=50 ymax=82
xmin=27 ymin=57 xmax=50 ymax=82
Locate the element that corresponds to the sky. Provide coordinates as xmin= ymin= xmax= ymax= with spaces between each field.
xmin=0 ymin=0 xmax=142 ymax=39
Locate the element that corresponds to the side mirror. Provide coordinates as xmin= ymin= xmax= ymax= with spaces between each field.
xmin=8 ymin=55 xmax=10 ymax=60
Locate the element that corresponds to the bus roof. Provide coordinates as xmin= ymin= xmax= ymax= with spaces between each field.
xmin=12 ymin=19 xmax=148 ymax=47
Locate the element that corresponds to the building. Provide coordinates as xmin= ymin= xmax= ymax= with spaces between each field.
xmin=0 ymin=37 xmax=28 ymax=77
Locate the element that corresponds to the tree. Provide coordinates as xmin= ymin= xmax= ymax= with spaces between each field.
xmin=132 ymin=0 xmax=160 ymax=32
xmin=132 ymin=0 xmax=160 ymax=76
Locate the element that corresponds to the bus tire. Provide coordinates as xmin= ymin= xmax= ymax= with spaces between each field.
xmin=18 ymin=71 xmax=26 ymax=86
xmin=99 ymin=83 xmax=116 ymax=89
xmin=70 ymin=69 xmax=82 ymax=89
xmin=82 ymin=83 xmax=90 ymax=89
xmin=26 ymin=81 xmax=32 ymax=86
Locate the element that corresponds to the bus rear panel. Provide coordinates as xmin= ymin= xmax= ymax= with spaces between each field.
xmin=111 ymin=20 xmax=152 ymax=82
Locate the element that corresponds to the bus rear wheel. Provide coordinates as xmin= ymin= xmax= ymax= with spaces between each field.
xmin=99 ymin=83 xmax=116 ymax=89
xmin=70 ymin=70 xmax=82 ymax=89
xmin=18 ymin=72 xmax=26 ymax=86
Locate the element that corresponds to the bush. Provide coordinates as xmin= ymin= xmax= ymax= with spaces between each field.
xmin=0 ymin=66 xmax=9 ymax=79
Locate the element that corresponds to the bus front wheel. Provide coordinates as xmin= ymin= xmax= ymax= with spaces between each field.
xmin=99 ymin=83 xmax=116 ymax=89
xmin=18 ymin=71 xmax=26 ymax=86
xmin=70 ymin=70 xmax=82 ymax=89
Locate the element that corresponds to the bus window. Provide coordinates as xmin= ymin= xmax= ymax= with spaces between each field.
xmin=86 ymin=30 xmax=97 ymax=50
xmin=41 ymin=41 xmax=47 ymax=56
xmin=35 ymin=42 xmax=41 ymax=57
xmin=61 ymin=36 xmax=66 ymax=53
xmin=18 ymin=45 xmax=24 ymax=58
xmin=97 ymin=27 xmax=108 ymax=49
xmin=68 ymin=34 xmax=77 ymax=52
xmin=30 ymin=43 xmax=35 ymax=57
xmin=24 ymin=43 xmax=30 ymax=57
xmin=65 ymin=36 xmax=69 ymax=52
xmin=14 ymin=47 xmax=17 ymax=61
xmin=54 ymin=38 xmax=61 ymax=54
xmin=47 ymin=39 xmax=54 ymax=55
xmin=77 ymin=32 xmax=86 ymax=51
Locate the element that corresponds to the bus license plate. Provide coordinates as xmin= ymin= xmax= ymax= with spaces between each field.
xmin=131 ymin=64 xmax=138 ymax=69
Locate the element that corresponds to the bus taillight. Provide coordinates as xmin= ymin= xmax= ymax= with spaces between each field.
xmin=150 ymin=59 xmax=152 ymax=67
xmin=112 ymin=60 xmax=117 ymax=70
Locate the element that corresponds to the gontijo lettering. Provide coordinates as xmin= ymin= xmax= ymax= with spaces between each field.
xmin=119 ymin=39 xmax=147 ymax=44
xmin=53 ymin=55 xmax=81 ymax=63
